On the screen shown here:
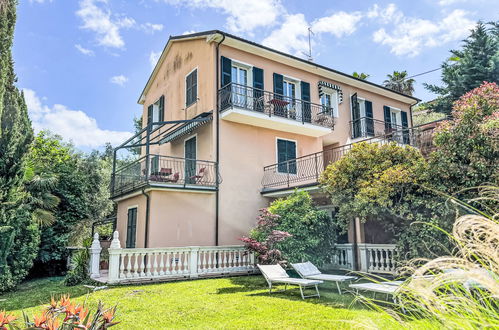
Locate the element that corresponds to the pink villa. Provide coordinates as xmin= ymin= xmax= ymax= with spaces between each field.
xmin=97 ymin=30 xmax=433 ymax=282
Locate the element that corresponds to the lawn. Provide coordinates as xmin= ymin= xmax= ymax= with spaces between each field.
xmin=0 ymin=275 xmax=431 ymax=329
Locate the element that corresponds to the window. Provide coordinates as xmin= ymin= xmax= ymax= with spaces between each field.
xmin=147 ymin=95 xmax=164 ymax=126
xmin=277 ymin=139 xmax=296 ymax=174
xmin=186 ymin=69 xmax=197 ymax=107
xmin=320 ymin=91 xmax=339 ymax=117
xmin=231 ymin=65 xmax=248 ymax=106
xmin=126 ymin=207 xmax=137 ymax=248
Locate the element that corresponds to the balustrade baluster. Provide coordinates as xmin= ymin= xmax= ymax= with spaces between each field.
xmin=126 ymin=253 xmax=133 ymax=278
xmin=146 ymin=253 xmax=152 ymax=277
xmin=119 ymin=254 xmax=125 ymax=279
xmin=165 ymin=252 xmax=171 ymax=275
xmin=139 ymin=253 xmax=146 ymax=277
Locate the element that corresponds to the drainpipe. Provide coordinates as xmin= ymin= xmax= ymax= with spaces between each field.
xmin=352 ymin=217 xmax=359 ymax=270
xmin=214 ymin=33 xmax=225 ymax=246
xmin=141 ymin=188 xmax=150 ymax=248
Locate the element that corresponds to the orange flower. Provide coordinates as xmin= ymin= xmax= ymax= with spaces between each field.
xmin=46 ymin=317 xmax=59 ymax=330
xmin=33 ymin=313 xmax=47 ymax=327
xmin=102 ymin=307 xmax=116 ymax=324
xmin=78 ymin=307 xmax=89 ymax=322
xmin=0 ymin=310 xmax=16 ymax=326
xmin=49 ymin=296 xmax=57 ymax=309
xmin=59 ymin=295 xmax=71 ymax=308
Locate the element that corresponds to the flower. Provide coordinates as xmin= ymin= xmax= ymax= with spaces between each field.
xmin=33 ymin=313 xmax=47 ymax=328
xmin=0 ymin=310 xmax=16 ymax=328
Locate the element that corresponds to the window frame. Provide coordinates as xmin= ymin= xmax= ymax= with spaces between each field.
xmin=185 ymin=67 xmax=198 ymax=108
xmin=276 ymin=137 xmax=297 ymax=174
xmin=320 ymin=90 xmax=339 ymax=117
xmin=126 ymin=206 xmax=138 ymax=249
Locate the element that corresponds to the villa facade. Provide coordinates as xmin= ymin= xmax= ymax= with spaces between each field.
xmin=110 ymin=30 xmax=421 ymax=270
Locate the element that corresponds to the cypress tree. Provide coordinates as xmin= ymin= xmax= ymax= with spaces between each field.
xmin=0 ymin=0 xmax=39 ymax=292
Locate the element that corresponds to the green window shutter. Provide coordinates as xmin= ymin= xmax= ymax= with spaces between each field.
xmin=186 ymin=70 xmax=197 ymax=107
xmin=351 ymin=93 xmax=360 ymax=138
xmin=126 ymin=208 xmax=137 ymax=248
xmin=383 ymin=106 xmax=392 ymax=133
xmin=221 ymin=56 xmax=232 ymax=87
xmin=273 ymin=73 xmax=283 ymax=96
xmin=253 ymin=67 xmax=264 ymax=90
xmin=151 ymin=155 xmax=159 ymax=174
xmin=277 ymin=139 xmax=296 ymax=174
xmin=253 ymin=67 xmax=264 ymax=112
xmin=401 ymin=111 xmax=408 ymax=128
xmin=159 ymin=95 xmax=165 ymax=121
xmin=365 ymin=101 xmax=374 ymax=136
xmin=147 ymin=105 xmax=153 ymax=125
xmin=300 ymin=81 xmax=311 ymax=123
xmin=401 ymin=110 xmax=409 ymax=144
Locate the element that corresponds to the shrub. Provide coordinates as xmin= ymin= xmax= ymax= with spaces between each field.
xmin=268 ymin=190 xmax=336 ymax=265
xmin=240 ymin=209 xmax=291 ymax=265
xmin=64 ymin=238 xmax=91 ymax=286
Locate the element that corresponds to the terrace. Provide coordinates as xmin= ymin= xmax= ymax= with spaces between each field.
xmin=110 ymin=113 xmax=218 ymax=198
xmin=261 ymin=122 xmax=437 ymax=193
xmin=218 ymin=83 xmax=335 ymax=137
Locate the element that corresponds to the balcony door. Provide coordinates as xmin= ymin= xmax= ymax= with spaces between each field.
xmin=185 ymin=136 xmax=197 ymax=184
xmin=231 ymin=65 xmax=248 ymax=108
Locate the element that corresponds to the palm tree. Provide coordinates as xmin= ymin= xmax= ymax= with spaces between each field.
xmin=24 ymin=174 xmax=60 ymax=226
xmin=352 ymin=72 xmax=370 ymax=80
xmin=383 ymin=70 xmax=415 ymax=96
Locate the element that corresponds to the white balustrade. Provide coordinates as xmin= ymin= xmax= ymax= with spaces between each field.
xmin=89 ymin=233 xmax=102 ymax=279
xmin=358 ymin=243 xmax=397 ymax=274
xmin=106 ymin=231 xmax=256 ymax=284
xmin=329 ymin=243 xmax=354 ymax=270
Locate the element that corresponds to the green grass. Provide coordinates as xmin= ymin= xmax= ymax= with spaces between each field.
xmin=0 ymin=276 xmax=429 ymax=329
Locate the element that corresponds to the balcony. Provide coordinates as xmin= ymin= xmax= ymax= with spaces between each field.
xmin=262 ymin=124 xmax=437 ymax=193
xmin=218 ymin=83 xmax=334 ymax=137
xmin=350 ymin=117 xmax=405 ymax=140
xmin=111 ymin=155 xmax=217 ymax=197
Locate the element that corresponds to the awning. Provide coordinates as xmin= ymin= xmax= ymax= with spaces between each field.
xmin=159 ymin=112 xmax=212 ymax=144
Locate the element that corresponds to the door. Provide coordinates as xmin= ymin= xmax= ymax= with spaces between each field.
xmin=185 ymin=136 xmax=197 ymax=184
xmin=231 ymin=66 xmax=248 ymax=108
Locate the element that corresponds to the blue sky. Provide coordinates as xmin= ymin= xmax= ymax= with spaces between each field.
xmin=14 ymin=0 xmax=498 ymax=149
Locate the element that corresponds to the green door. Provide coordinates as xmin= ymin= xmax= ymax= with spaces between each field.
xmin=185 ymin=136 xmax=196 ymax=184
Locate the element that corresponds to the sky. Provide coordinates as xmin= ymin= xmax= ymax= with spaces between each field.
xmin=14 ymin=0 xmax=498 ymax=150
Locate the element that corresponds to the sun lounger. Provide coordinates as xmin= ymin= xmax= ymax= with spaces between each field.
xmin=291 ymin=261 xmax=358 ymax=294
xmin=257 ymin=264 xmax=323 ymax=299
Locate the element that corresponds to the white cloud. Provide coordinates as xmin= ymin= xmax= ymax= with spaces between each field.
xmin=29 ymin=0 xmax=52 ymax=3
xmin=75 ymin=44 xmax=95 ymax=56
xmin=261 ymin=14 xmax=310 ymax=56
xmin=437 ymin=0 xmax=467 ymax=5
xmin=110 ymin=75 xmax=128 ymax=86
xmin=149 ymin=50 xmax=162 ymax=69
xmin=311 ymin=11 xmax=362 ymax=38
xmin=159 ymin=0 xmax=283 ymax=33
xmin=76 ymin=0 xmax=135 ymax=49
xmin=262 ymin=11 xmax=363 ymax=58
xmin=182 ymin=30 xmax=197 ymax=35
xmin=141 ymin=22 xmax=164 ymax=34
xmin=367 ymin=3 xmax=401 ymax=24
xmin=24 ymin=89 xmax=132 ymax=148
xmin=372 ymin=8 xmax=474 ymax=56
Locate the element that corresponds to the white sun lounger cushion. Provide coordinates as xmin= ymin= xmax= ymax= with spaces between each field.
xmin=349 ymin=282 xmax=400 ymax=294
xmin=292 ymin=262 xmax=322 ymax=277
xmin=305 ymin=274 xmax=358 ymax=282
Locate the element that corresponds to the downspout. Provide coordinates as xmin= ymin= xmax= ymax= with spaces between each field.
xmin=352 ymin=217 xmax=359 ymax=270
xmin=214 ymin=33 xmax=225 ymax=246
xmin=141 ymin=188 xmax=150 ymax=248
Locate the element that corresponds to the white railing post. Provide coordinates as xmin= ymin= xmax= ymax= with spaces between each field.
xmin=189 ymin=247 xmax=199 ymax=278
xmin=358 ymin=243 xmax=369 ymax=272
xmin=346 ymin=244 xmax=355 ymax=270
xmin=89 ymin=233 xmax=102 ymax=279
xmin=108 ymin=231 xmax=122 ymax=283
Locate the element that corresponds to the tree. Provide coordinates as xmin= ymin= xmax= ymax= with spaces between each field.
xmin=383 ymin=70 xmax=415 ymax=96
xmin=353 ymin=72 xmax=370 ymax=80
xmin=425 ymin=21 xmax=499 ymax=114
xmin=0 ymin=0 xmax=39 ymax=291
xmin=30 ymin=132 xmax=114 ymax=276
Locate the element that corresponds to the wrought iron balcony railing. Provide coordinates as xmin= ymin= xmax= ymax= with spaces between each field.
xmin=262 ymin=124 xmax=437 ymax=191
xmin=218 ymin=83 xmax=335 ymax=129
xmin=111 ymin=154 xmax=218 ymax=197
xmin=350 ymin=117 xmax=405 ymax=140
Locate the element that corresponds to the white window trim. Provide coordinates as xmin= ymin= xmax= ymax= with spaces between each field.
xmin=231 ymin=61 xmax=253 ymax=88
xmin=321 ymin=90 xmax=339 ymax=118
xmin=349 ymin=94 xmax=372 ymax=120
xmin=275 ymin=137 xmax=298 ymax=174
xmin=386 ymin=106 xmax=402 ymax=126
xmin=282 ymin=75 xmax=301 ymax=100
xmin=127 ymin=205 xmax=139 ymax=211
xmin=185 ymin=67 xmax=198 ymax=108
xmin=184 ymin=134 xmax=198 ymax=160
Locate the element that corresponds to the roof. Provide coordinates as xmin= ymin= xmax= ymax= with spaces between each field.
xmin=138 ymin=30 xmax=420 ymax=105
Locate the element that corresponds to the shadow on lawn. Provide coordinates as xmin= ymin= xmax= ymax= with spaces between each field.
xmin=215 ymin=275 xmax=369 ymax=311
xmin=0 ymin=277 xmax=94 ymax=311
